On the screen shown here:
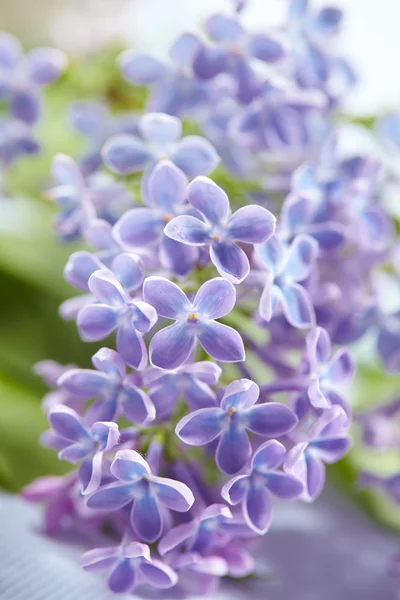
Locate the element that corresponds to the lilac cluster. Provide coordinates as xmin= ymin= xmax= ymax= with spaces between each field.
xmin=0 ymin=32 xmax=66 ymax=166
xmin=21 ymin=0 xmax=400 ymax=596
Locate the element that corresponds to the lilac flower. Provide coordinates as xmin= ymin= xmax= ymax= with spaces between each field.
xmin=164 ymin=176 xmax=276 ymax=283
xmin=176 ymin=379 xmax=297 ymax=475
xmin=87 ymin=449 xmax=194 ymax=542
xmin=48 ymin=154 xmax=95 ymax=241
xmin=77 ymin=270 xmax=157 ymax=370
xmin=69 ymin=101 xmax=139 ymax=175
xmin=34 ymin=360 xmax=85 ymax=413
xmin=48 ymin=405 xmax=119 ymax=495
xmin=143 ymin=276 xmax=245 ymax=370
xmin=193 ymin=14 xmax=287 ymax=104
xmin=0 ymin=117 xmax=39 ymax=165
xmin=113 ymin=160 xmax=199 ymax=277
xmin=222 ymin=440 xmax=303 ymax=534
xmin=255 ymin=234 xmax=318 ymax=328
xmin=170 ymin=551 xmax=228 ymax=597
xmin=59 ymin=348 xmax=155 ymax=424
xmin=359 ymin=473 xmax=400 ymax=505
xmin=81 ymin=541 xmax=178 ymax=593
xmin=102 ymin=112 xmax=219 ymax=179
xmin=356 ymin=398 xmax=400 ymax=450
xmin=158 ymin=504 xmax=233 ymax=556
xmin=305 ymin=327 xmax=354 ymax=409
xmin=284 ymin=408 xmax=352 ymax=501
xmin=119 ymin=34 xmax=210 ymax=116
xmin=143 ymin=362 xmax=221 ymax=421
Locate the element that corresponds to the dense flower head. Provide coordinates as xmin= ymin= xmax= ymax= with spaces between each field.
xmin=19 ymin=0 xmax=400 ymax=596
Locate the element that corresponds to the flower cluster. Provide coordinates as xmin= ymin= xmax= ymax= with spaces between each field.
xmin=19 ymin=0 xmax=400 ymax=596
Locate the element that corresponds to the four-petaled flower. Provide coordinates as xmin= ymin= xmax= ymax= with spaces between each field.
xmin=113 ymin=160 xmax=199 ymax=276
xmin=77 ymin=270 xmax=158 ymax=370
xmin=81 ymin=541 xmax=178 ymax=594
xmin=165 ymin=176 xmax=276 ymax=283
xmin=143 ymin=276 xmax=245 ymax=370
xmin=102 ymin=112 xmax=219 ymax=179
xmin=87 ymin=449 xmax=194 ymax=542
xmin=176 ymin=379 xmax=298 ymax=474
xmin=255 ymin=233 xmax=318 ymax=328
xmin=222 ymin=439 xmax=303 ymax=534
xmin=59 ymin=347 xmax=155 ymax=424
xmin=48 ymin=405 xmax=119 ymax=495
xmin=306 ymin=326 xmax=354 ymax=409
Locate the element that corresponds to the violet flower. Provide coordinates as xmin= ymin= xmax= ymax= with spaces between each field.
xmin=48 ymin=405 xmax=119 ymax=495
xmin=222 ymin=440 xmax=304 ymax=534
xmin=176 ymin=379 xmax=297 ymax=475
xmin=164 ymin=176 xmax=276 ymax=283
xmin=87 ymin=449 xmax=194 ymax=542
xmin=143 ymin=276 xmax=245 ymax=370
xmin=81 ymin=541 xmax=178 ymax=593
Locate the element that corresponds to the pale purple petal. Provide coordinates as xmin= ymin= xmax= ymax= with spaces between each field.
xmin=91 ymin=421 xmax=119 ymax=452
xmin=252 ymin=439 xmax=287 ymax=471
xmin=80 ymin=547 xmax=118 ymax=572
xmin=87 ymin=482 xmax=133 ymax=511
xmin=48 ymin=406 xmax=89 ymax=442
xmin=170 ymin=33 xmax=202 ymax=69
xmin=160 ymin=236 xmax=199 ymax=277
xmin=244 ymin=402 xmax=298 ymax=437
xmin=210 ymin=242 xmax=249 ymax=283
xmin=164 ymin=215 xmax=210 ymax=245
xmin=116 ymin=322 xmax=148 ymax=370
xmin=108 ymin=559 xmax=136 ymax=593
xmin=311 ymin=436 xmax=352 ymax=463
xmin=143 ymin=276 xmax=190 ymax=318
xmin=140 ymin=560 xmax=178 ymax=589
xmin=64 ymin=251 xmax=104 ymax=292
xmin=281 ymin=235 xmax=318 ymax=282
xmin=198 ymin=321 xmax=245 ymax=363
xmin=227 ymin=205 xmax=276 ymax=244
xmin=221 ymin=379 xmax=259 ymax=411
xmin=158 ymin=520 xmax=198 ymax=555
xmin=91 ymin=347 xmax=125 ymax=379
xmin=258 ymin=273 xmax=276 ymax=322
xmin=305 ymin=453 xmax=325 ymax=500
xmin=247 ymin=33 xmax=286 ymax=63
xmin=149 ymin=323 xmax=195 ymax=370
xmin=102 ymin=134 xmax=152 ymax=174
xmin=193 ymin=277 xmax=236 ymax=319
xmin=184 ymin=362 xmax=222 ymax=385
xmin=112 ymin=253 xmax=144 ymax=292
xmin=205 ymin=14 xmax=244 ymax=45
xmin=216 ymin=423 xmax=251 ymax=475
xmin=119 ymin=51 xmax=167 ymax=85
xmin=221 ymin=475 xmax=248 ymax=505
xmin=279 ymin=282 xmax=315 ymax=328
xmin=111 ymin=449 xmax=150 ymax=481
xmin=131 ymin=301 xmax=158 ymax=333
xmin=24 ymin=47 xmax=67 ymax=85
xmin=58 ymin=368 xmax=109 ymax=399
xmin=243 ymin=483 xmax=272 ymax=534
xmin=187 ymin=177 xmax=229 ymax=224
xmin=325 ymin=349 xmax=354 ymax=385
xmin=148 ymin=160 xmax=188 ymax=211
xmin=255 ymin=235 xmax=283 ymax=274
xmin=132 ymin=491 xmax=162 ymax=542
xmin=121 ymin=385 xmax=155 ymax=424
xmin=77 ymin=304 xmax=118 ymax=341
xmin=265 ymin=472 xmax=303 ymax=499
xmin=152 ymin=476 xmax=194 ymax=511
xmin=0 ymin=32 xmax=22 ymax=68
xmin=81 ymin=452 xmax=104 ymax=495
xmin=88 ymin=270 xmax=127 ymax=307
xmin=114 ymin=208 xmax=163 ymax=248
xmin=307 ymin=327 xmax=331 ymax=366
xmin=139 ymin=112 xmax=182 ymax=144
xmin=171 ymin=137 xmax=220 ymax=178
xmin=176 ymin=407 xmax=225 ymax=445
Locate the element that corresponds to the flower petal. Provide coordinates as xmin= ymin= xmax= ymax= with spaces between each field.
xmin=158 ymin=520 xmax=198 ymax=555
xmin=281 ymin=235 xmax=318 ymax=282
xmin=221 ymin=379 xmax=259 ymax=411
xmin=147 ymin=160 xmax=188 ymax=211
xmin=143 ymin=276 xmax=190 ymax=318
xmin=58 ymin=368 xmax=109 ymax=399
xmin=77 ymin=304 xmax=118 ymax=341
xmin=193 ymin=277 xmax=236 ymax=319
xmin=305 ymin=453 xmax=325 ymax=500
xmin=247 ymin=33 xmax=286 ymax=63
xmin=152 ymin=476 xmax=194 ymax=512
xmin=164 ymin=215 xmax=210 ymax=246
xmin=139 ymin=112 xmax=182 ymax=144
xmin=171 ymin=137 xmax=219 ymax=178
xmin=255 ymin=236 xmax=283 ymax=274
xmin=80 ymin=546 xmax=118 ymax=572
xmin=80 ymin=452 xmax=104 ymax=495
xmin=216 ymin=423 xmax=251 ymax=475
xmin=24 ymin=47 xmax=67 ymax=85
xmin=244 ymin=402 xmax=298 ymax=437
xmin=91 ymin=347 xmax=125 ymax=379
xmin=252 ymin=440 xmax=286 ymax=471
xmin=227 ymin=205 xmax=276 ymax=244
xmin=87 ymin=482 xmax=133 ymax=511
xmin=198 ymin=321 xmax=245 ymax=363
xmin=265 ymin=472 xmax=303 ymax=499
xmin=187 ymin=176 xmax=229 ymax=224
xmin=140 ymin=560 xmax=178 ymax=589
xmin=160 ymin=236 xmax=199 ymax=277
xmin=176 ymin=407 xmax=225 ymax=445
xmin=114 ymin=207 xmax=163 ymax=248
xmin=121 ymin=385 xmax=155 ymax=424
xmin=116 ymin=322 xmax=147 ymax=370
xmin=279 ymin=282 xmax=315 ymax=328
xmin=311 ymin=436 xmax=352 ymax=463
xmin=88 ymin=270 xmax=127 ymax=307
xmin=112 ymin=252 xmax=144 ymax=292
xmin=64 ymin=251 xmax=104 ymax=292
xmin=132 ymin=301 xmax=158 ymax=333
xmin=108 ymin=559 xmax=136 ymax=593
xmin=48 ymin=406 xmax=89 ymax=442
xmin=307 ymin=326 xmax=331 ymax=366
xmin=243 ymin=483 xmax=272 ymax=534
xmin=119 ymin=51 xmax=167 ymax=85
xmin=149 ymin=323 xmax=195 ymax=370
xmin=210 ymin=242 xmax=249 ymax=284
xmin=221 ymin=475 xmax=248 ymax=505
xmin=170 ymin=33 xmax=202 ymax=69
xmin=111 ymin=449 xmax=150 ymax=481
xmin=132 ymin=490 xmax=162 ymax=542
xmin=325 ymin=349 xmax=354 ymax=386
xmin=102 ymin=134 xmax=152 ymax=174
xmin=205 ymin=14 xmax=244 ymax=45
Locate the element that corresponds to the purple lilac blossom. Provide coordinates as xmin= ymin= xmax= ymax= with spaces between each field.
xmin=176 ymin=379 xmax=297 ymax=475
xmin=143 ymin=276 xmax=245 ymax=369
xmin=164 ymin=175 xmax=276 ymax=283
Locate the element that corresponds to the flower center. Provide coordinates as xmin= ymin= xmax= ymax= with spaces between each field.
xmin=163 ymin=213 xmax=172 ymax=223
xmin=187 ymin=312 xmax=199 ymax=323
xmin=211 ymin=233 xmax=222 ymax=243
xmin=228 ymin=407 xmax=236 ymax=417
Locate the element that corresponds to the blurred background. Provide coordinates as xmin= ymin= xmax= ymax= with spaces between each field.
xmin=0 ymin=2 xmax=399 ymax=597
